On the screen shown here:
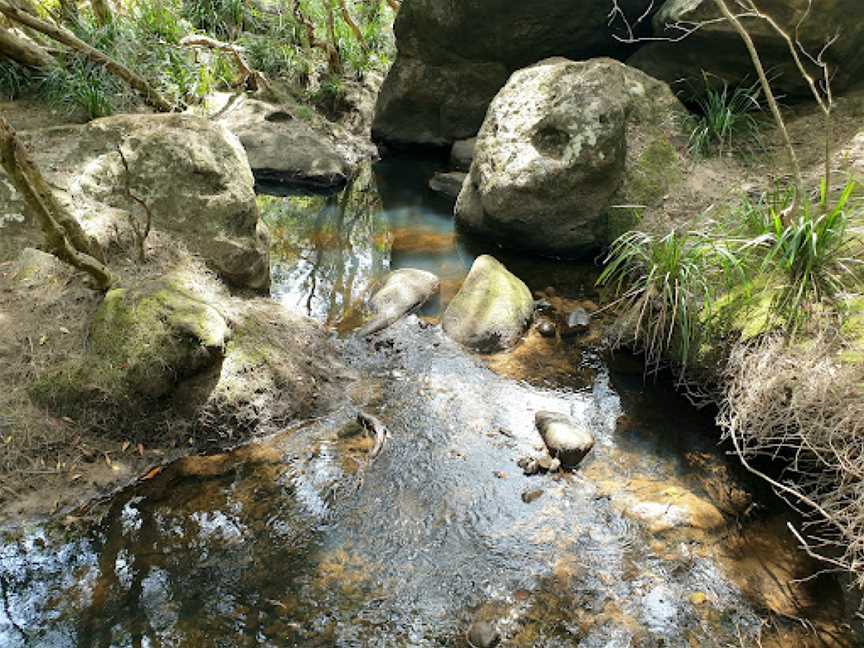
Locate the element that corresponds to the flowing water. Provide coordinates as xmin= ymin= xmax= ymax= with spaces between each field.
xmin=1 ymin=156 xmax=860 ymax=647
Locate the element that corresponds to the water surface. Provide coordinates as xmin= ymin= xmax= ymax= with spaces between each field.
xmin=1 ymin=156 xmax=859 ymax=647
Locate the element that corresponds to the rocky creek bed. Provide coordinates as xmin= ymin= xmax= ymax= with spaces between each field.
xmin=1 ymin=156 xmax=860 ymax=647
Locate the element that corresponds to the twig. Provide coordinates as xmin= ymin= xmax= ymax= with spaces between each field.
xmin=179 ymin=35 xmax=271 ymax=93
xmin=116 ymin=143 xmax=153 ymax=263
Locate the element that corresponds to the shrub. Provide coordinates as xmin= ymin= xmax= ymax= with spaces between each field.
xmin=687 ymin=76 xmax=763 ymax=157
xmin=597 ymin=230 xmax=719 ymax=371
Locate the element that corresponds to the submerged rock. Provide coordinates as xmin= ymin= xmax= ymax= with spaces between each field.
xmin=5 ymin=114 xmax=270 ymax=290
xmin=442 ymin=255 xmax=533 ymax=353
xmin=217 ymin=97 xmax=352 ymax=191
xmin=357 ymin=268 xmax=440 ymax=336
xmin=535 ymin=411 xmax=595 ymax=469
xmin=455 ymin=57 xmax=687 ymax=257
xmin=428 ymin=171 xmax=467 ymax=198
xmin=372 ymin=0 xmax=656 ymax=146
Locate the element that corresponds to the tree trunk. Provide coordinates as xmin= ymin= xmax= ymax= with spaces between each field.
xmin=0 ymin=2 xmax=174 ymax=112
xmin=338 ymin=0 xmax=368 ymax=53
xmin=0 ymin=115 xmax=114 ymax=290
xmin=0 ymin=23 xmax=55 ymax=69
xmin=324 ymin=0 xmax=342 ymax=75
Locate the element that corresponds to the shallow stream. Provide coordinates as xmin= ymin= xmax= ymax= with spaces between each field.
xmin=0 ymin=156 xmax=859 ymax=647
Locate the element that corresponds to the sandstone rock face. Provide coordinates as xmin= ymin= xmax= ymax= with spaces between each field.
xmin=217 ymin=97 xmax=352 ymax=191
xmin=372 ymin=0 xmax=656 ymax=147
xmin=455 ymin=58 xmax=687 ymax=257
xmin=442 ymin=255 xmax=533 ymax=353
xmin=629 ymin=0 xmax=864 ymax=99
xmin=4 ymin=114 xmax=270 ymax=289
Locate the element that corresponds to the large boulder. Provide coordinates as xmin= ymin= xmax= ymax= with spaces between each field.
xmin=372 ymin=0 xmax=657 ymax=147
xmin=629 ymin=0 xmax=864 ymax=100
xmin=455 ymin=58 xmax=688 ymax=257
xmin=2 ymin=114 xmax=270 ymax=289
xmin=216 ymin=96 xmax=353 ymax=191
xmin=30 ymin=269 xmax=349 ymax=432
xmin=442 ymin=255 xmax=533 ymax=353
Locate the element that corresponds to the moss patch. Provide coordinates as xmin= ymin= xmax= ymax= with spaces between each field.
xmin=31 ymin=279 xmax=229 ymax=414
xmin=625 ymin=137 xmax=682 ymax=208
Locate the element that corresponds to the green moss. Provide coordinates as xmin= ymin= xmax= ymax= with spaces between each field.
xmin=626 ymin=137 xmax=681 ymax=208
xmin=30 ymin=280 xmax=228 ymax=414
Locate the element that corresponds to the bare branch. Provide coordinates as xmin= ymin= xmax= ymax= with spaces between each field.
xmin=179 ymin=35 xmax=271 ymax=93
xmin=0 ymin=114 xmax=115 ymax=290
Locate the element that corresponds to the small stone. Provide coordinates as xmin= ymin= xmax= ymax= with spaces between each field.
xmin=522 ymin=488 xmax=544 ymax=504
xmin=535 ymin=411 xmax=595 ymax=469
xmin=493 ymin=470 xmax=507 ymax=479
xmin=689 ymin=592 xmax=707 ymax=606
xmin=537 ymin=319 xmax=556 ymax=338
xmin=467 ymin=620 xmax=500 ymax=648
xmin=518 ymin=457 xmax=540 ymax=476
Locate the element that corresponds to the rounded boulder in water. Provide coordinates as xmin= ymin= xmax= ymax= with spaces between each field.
xmin=535 ymin=411 xmax=595 ymax=469
xmin=357 ymin=268 xmax=440 ymax=336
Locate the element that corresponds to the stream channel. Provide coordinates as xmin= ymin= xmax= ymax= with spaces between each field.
xmin=0 ymin=155 xmax=861 ymax=647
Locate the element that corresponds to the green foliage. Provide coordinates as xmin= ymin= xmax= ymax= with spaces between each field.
xmin=182 ymin=0 xmax=252 ymax=40
xmin=0 ymin=61 xmax=32 ymax=101
xmin=598 ymin=230 xmax=719 ymax=370
xmin=38 ymin=57 xmax=121 ymax=119
xmin=599 ymin=180 xmax=864 ymax=369
xmin=688 ymin=76 xmax=764 ymax=157
xmin=742 ymin=182 xmax=864 ymax=330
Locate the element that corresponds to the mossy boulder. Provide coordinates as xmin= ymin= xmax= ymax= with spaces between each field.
xmin=31 ymin=279 xmax=229 ymax=410
xmin=442 ymin=255 xmax=533 ymax=353
xmin=454 ymin=58 xmax=687 ymax=257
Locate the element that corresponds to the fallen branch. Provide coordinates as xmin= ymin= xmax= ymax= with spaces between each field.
xmin=0 ymin=23 xmax=55 ymax=69
xmin=179 ymin=34 xmax=271 ymax=93
xmin=0 ymin=115 xmax=115 ymax=290
xmin=0 ymin=1 xmax=173 ymax=112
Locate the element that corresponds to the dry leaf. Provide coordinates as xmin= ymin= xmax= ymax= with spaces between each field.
xmin=121 ymin=441 xmax=130 ymax=452
xmin=141 ymin=466 xmax=163 ymax=481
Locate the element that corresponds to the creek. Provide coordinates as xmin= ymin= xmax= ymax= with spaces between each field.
xmin=0 ymin=155 xmax=859 ymax=647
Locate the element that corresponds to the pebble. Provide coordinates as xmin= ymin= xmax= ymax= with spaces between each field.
xmin=522 ymin=488 xmax=544 ymax=504
xmin=467 ymin=620 xmax=500 ymax=648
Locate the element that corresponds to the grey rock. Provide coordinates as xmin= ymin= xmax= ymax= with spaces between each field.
xmin=372 ymin=0 xmax=657 ymax=146
xmin=630 ymin=0 xmax=864 ymax=101
xmin=9 ymin=114 xmax=270 ymax=290
xmin=450 ymin=138 xmax=477 ymax=171
xmin=442 ymin=255 xmax=533 ymax=353
xmin=467 ymin=620 xmax=500 ymax=648
xmin=428 ymin=171 xmax=467 ymax=198
xmin=535 ymin=411 xmax=595 ymax=469
xmin=455 ymin=57 xmax=687 ymax=258
xmin=357 ymin=268 xmax=440 ymax=336
xmin=217 ymin=97 xmax=352 ymax=190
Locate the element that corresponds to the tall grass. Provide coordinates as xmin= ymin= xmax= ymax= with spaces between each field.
xmin=598 ymin=180 xmax=864 ymax=368
xmin=688 ymin=76 xmax=764 ymax=157
xmin=598 ymin=230 xmax=720 ymax=371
